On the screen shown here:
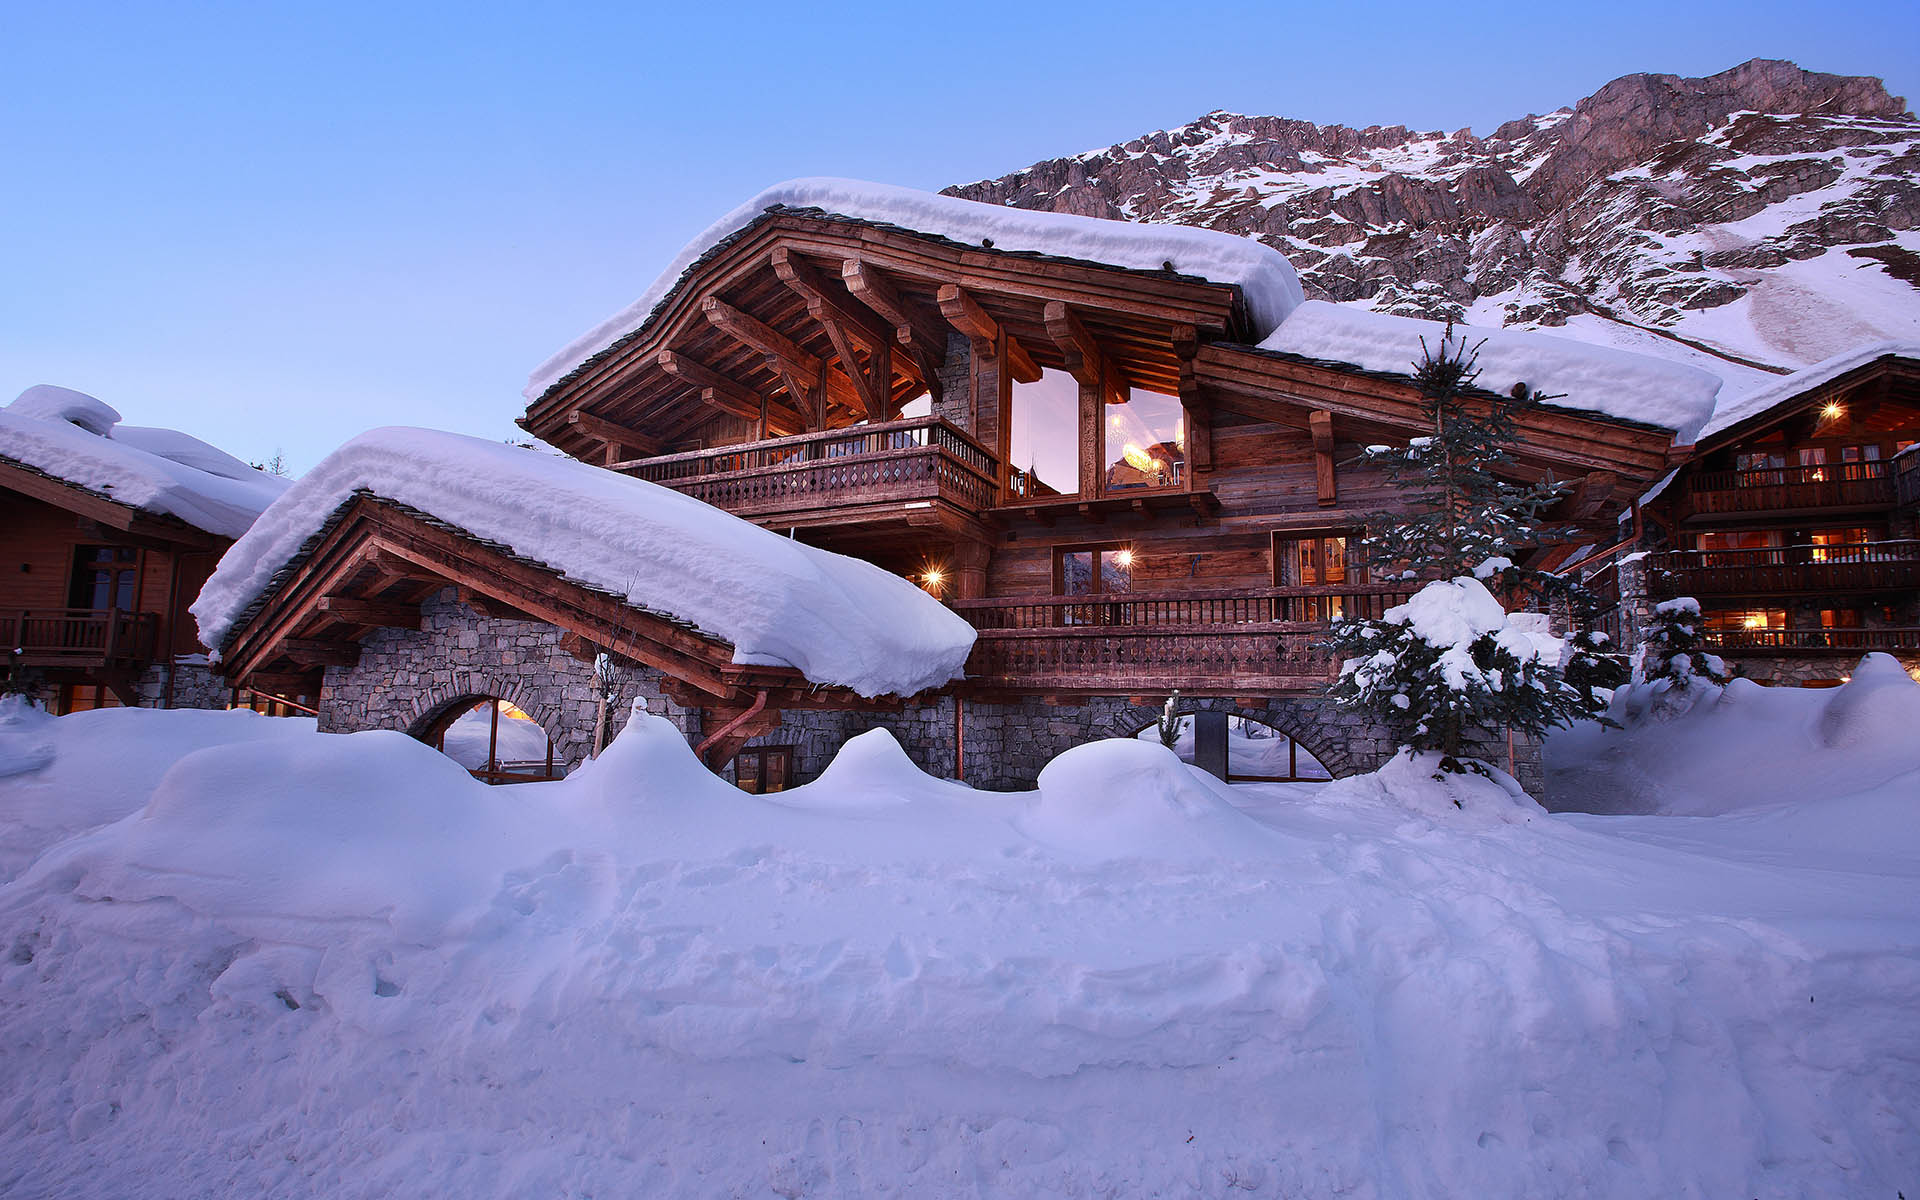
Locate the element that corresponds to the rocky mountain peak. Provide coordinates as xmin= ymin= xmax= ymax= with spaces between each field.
xmin=945 ymin=59 xmax=1919 ymax=385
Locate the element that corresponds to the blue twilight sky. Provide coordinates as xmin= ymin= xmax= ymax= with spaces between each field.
xmin=4 ymin=1 xmax=1916 ymax=472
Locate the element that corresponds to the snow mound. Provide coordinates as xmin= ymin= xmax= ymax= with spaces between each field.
xmin=3 ymin=704 xmax=1919 ymax=1195
xmin=778 ymin=728 xmax=945 ymax=810
xmin=0 ymin=696 xmax=55 ymax=781
xmin=1320 ymin=749 xmax=1546 ymax=825
xmin=8 ymin=384 xmax=122 ymax=434
xmin=1702 ymin=340 xmax=1920 ymax=440
xmin=1546 ymin=653 xmax=1920 ymax=815
xmin=527 ymin=177 xmax=1305 ymax=400
xmin=192 ymin=427 xmax=975 ymax=697
xmin=1 ymin=386 xmax=290 ymax=539
xmin=1024 ymin=738 xmax=1273 ymax=859
xmin=1260 ymin=300 xmax=1723 ymax=440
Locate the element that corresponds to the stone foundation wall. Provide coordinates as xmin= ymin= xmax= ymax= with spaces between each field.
xmin=318 ymin=589 xmax=702 ymax=770
xmin=5 ymin=659 xmax=232 ymax=713
xmin=1721 ymin=650 xmax=1920 ymax=687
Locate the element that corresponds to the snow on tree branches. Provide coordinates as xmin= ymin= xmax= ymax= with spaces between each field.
xmin=1637 ymin=597 xmax=1729 ymax=690
xmin=1327 ymin=325 xmax=1613 ymax=776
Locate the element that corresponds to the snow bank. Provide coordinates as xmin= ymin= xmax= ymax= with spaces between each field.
xmin=1546 ymin=652 xmax=1920 ymax=816
xmin=192 ymin=427 xmax=975 ymax=697
xmin=1259 ymin=300 xmax=1723 ymax=440
xmin=2 ymin=706 xmax=1918 ymax=1196
xmin=526 ymin=177 xmax=1306 ymax=401
xmin=1318 ymin=748 xmax=1545 ymax=825
xmin=0 ymin=386 xmax=290 ymax=539
xmin=1700 ymin=339 xmax=1920 ymax=440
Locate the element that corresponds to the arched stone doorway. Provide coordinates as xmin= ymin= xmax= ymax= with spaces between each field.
xmin=410 ymin=693 xmax=565 ymax=784
xmin=1130 ymin=710 xmax=1335 ymax=782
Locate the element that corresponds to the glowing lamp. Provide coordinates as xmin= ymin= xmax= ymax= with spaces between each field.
xmin=922 ymin=567 xmax=945 ymax=591
xmin=1822 ymin=402 xmax=1845 ymax=419
xmin=1122 ymin=443 xmax=1155 ymax=473
xmin=1113 ymin=548 xmax=1134 ymax=568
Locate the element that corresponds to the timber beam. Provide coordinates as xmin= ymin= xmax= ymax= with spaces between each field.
xmin=279 ymin=637 xmax=361 ymax=667
xmin=1309 ymin=410 xmax=1337 ymax=507
xmin=839 ymin=258 xmax=949 ymax=368
xmin=314 ymin=596 xmax=422 ymax=628
xmin=700 ymin=296 xmax=862 ymax=416
xmin=566 ymin=411 xmax=662 ymax=463
xmin=1042 ymin=301 xmax=1127 ymax=402
xmin=771 ymin=249 xmax=897 ymax=422
xmin=655 ymin=350 xmax=804 ymax=434
xmin=936 ymin=284 xmax=1042 ymax=383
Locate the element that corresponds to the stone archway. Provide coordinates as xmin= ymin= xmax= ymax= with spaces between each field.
xmin=403 ymin=673 xmax=579 ymax=771
xmin=1088 ymin=694 xmax=1369 ymax=779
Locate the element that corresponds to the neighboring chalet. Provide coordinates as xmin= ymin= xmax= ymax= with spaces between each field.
xmin=204 ymin=180 xmax=1708 ymax=791
xmin=1597 ymin=343 xmax=1920 ymax=686
xmin=1 ymin=386 xmax=291 ymax=712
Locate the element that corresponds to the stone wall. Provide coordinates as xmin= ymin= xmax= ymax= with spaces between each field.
xmin=318 ymin=589 xmax=701 ymax=770
xmin=5 ymin=659 xmax=232 ymax=714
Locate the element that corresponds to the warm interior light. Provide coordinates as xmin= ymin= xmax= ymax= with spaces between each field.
xmin=922 ymin=567 xmax=945 ymax=590
xmin=1121 ymin=443 xmax=1154 ymax=473
xmin=1743 ymin=614 xmax=1766 ymax=629
xmin=1822 ymin=402 xmax=1845 ymax=419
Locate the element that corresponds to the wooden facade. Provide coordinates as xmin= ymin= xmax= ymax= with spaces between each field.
xmin=513 ymin=210 xmax=1678 ymax=707
xmin=1635 ymin=350 xmax=1920 ymax=679
xmin=0 ymin=457 xmax=226 ymax=710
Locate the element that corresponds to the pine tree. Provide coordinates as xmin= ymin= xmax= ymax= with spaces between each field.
xmin=1324 ymin=325 xmax=1608 ymax=771
xmin=1637 ymin=597 xmax=1728 ymax=689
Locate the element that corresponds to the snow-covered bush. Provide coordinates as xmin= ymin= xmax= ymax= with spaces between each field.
xmin=1637 ymin=596 xmax=1727 ymax=689
xmin=1327 ymin=576 xmax=1599 ymax=775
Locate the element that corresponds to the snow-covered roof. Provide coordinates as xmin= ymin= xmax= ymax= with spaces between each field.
xmin=526 ymin=177 xmax=1306 ymax=403
xmin=0 ymin=385 xmax=291 ymax=540
xmin=1257 ymin=301 xmax=1724 ymax=442
xmin=1699 ymin=340 xmax=1920 ymax=442
xmin=193 ymin=427 xmax=976 ymax=698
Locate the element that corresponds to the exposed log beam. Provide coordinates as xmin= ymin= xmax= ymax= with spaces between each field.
xmin=772 ymin=250 xmax=898 ymax=422
xmin=1173 ymin=325 xmax=1211 ymax=475
xmin=314 ymin=596 xmax=422 ymax=628
xmin=1042 ymin=301 xmax=1127 ymax=403
xmin=240 ymin=671 xmax=323 ymax=695
xmin=936 ymin=284 xmax=1041 ymax=383
xmin=840 ymin=257 xmax=949 ymax=369
xmin=1563 ymin=470 xmax=1618 ymax=522
xmin=566 ymin=410 xmax=662 ymax=462
xmin=700 ymin=296 xmax=861 ymax=416
xmin=1309 ymin=409 xmax=1337 ymax=507
xmin=655 ymin=350 xmax=786 ymax=429
xmin=279 ymin=637 xmax=360 ymax=667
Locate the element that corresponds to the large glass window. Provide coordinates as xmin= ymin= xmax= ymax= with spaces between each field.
xmin=1273 ymin=531 xmax=1360 ymax=621
xmin=68 ymin=546 xmax=139 ymax=611
xmin=1057 ymin=544 xmax=1133 ymax=625
xmin=1008 ymin=369 xmax=1080 ymax=498
xmin=1133 ymin=714 xmax=1333 ymax=782
xmin=1103 ymin=388 xmax=1185 ymax=492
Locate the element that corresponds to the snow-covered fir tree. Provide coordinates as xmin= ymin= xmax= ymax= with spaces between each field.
xmin=1636 ymin=596 xmax=1729 ymax=689
xmin=1325 ymin=325 xmax=1611 ymax=771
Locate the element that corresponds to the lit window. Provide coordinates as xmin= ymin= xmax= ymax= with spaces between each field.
xmin=1104 ymin=389 xmax=1186 ymax=492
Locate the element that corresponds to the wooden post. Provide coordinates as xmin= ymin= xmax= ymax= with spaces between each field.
xmin=488 ymin=700 xmax=500 ymax=778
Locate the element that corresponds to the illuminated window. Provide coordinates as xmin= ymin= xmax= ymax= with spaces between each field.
xmin=431 ymin=698 xmax=558 ymax=784
xmin=1104 ymin=388 xmax=1185 ymax=492
xmin=1273 ymin=531 xmax=1361 ymax=622
xmin=1008 ymin=370 xmax=1080 ymax=498
xmin=1057 ymin=544 xmax=1134 ymax=625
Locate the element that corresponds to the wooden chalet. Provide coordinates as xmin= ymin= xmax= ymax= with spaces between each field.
xmin=1622 ymin=346 xmax=1920 ymax=683
xmin=517 ymin=201 xmax=1676 ymax=705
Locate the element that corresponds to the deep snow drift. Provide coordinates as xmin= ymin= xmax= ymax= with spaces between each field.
xmin=191 ymin=427 xmax=975 ymax=698
xmin=3 ymin=693 xmax=1917 ymax=1197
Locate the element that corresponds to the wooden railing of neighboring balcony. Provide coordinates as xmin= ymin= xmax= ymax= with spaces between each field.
xmin=1897 ymin=451 xmax=1920 ymax=510
xmin=0 ymin=608 xmax=160 ymax=667
xmin=951 ymin=584 xmax=1419 ymax=692
xmin=620 ymin=417 xmax=1001 ymax=517
xmin=1699 ymin=627 xmax=1920 ymax=654
xmin=1678 ymin=460 xmax=1894 ymax=518
xmin=1650 ymin=539 xmax=1920 ymax=596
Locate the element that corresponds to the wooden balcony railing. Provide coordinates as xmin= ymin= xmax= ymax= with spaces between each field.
xmin=1 ymin=608 xmax=160 ymax=668
xmin=952 ymin=584 xmax=1418 ymax=692
xmin=622 ymin=418 xmax=1001 ymax=519
xmin=1897 ymin=451 xmax=1920 ymax=510
xmin=1679 ymin=460 xmax=1894 ymax=518
xmin=1651 ymin=540 xmax=1920 ymax=596
xmin=1700 ymin=627 xmax=1920 ymax=654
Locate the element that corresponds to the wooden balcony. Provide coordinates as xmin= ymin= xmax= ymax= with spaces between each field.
xmin=1898 ymin=451 xmax=1920 ymax=511
xmin=1650 ymin=540 xmax=1920 ymax=597
xmin=953 ymin=584 xmax=1417 ymax=694
xmin=1677 ymin=461 xmax=1895 ymax=520
xmin=1699 ymin=627 xmax=1920 ymax=655
xmin=620 ymin=417 xmax=1000 ymax=529
xmin=2 ymin=607 xmax=160 ymax=670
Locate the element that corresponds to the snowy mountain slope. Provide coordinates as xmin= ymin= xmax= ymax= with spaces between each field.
xmin=947 ymin=59 xmax=1920 ymax=404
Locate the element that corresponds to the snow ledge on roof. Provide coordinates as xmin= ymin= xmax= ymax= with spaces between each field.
xmin=525 ymin=178 xmax=1306 ymax=403
xmin=192 ymin=428 xmax=976 ymax=698
xmin=1700 ymin=340 xmax=1920 ymax=441
xmin=1258 ymin=301 xmax=1723 ymax=442
xmin=1 ymin=386 xmax=291 ymax=539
